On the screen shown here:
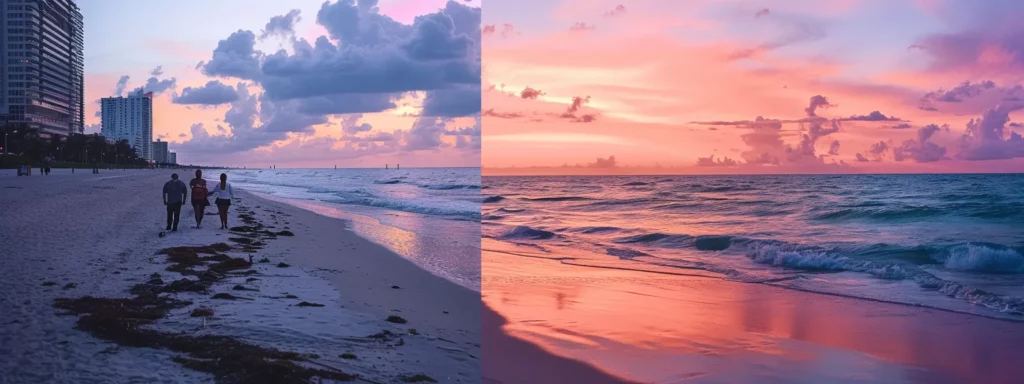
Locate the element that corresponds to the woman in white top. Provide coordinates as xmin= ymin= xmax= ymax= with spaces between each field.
xmin=210 ymin=173 xmax=235 ymax=229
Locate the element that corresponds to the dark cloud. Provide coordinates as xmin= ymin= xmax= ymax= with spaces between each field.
xmin=869 ymin=141 xmax=889 ymax=155
xmin=520 ymin=87 xmax=544 ymax=99
xmin=172 ymin=80 xmax=240 ymax=105
xmin=696 ymin=154 xmax=739 ymax=166
xmin=893 ymin=123 xmax=913 ymax=129
xmin=295 ymin=92 xmax=398 ymax=115
xmin=588 ymin=156 xmax=617 ymax=168
xmin=421 ymin=85 xmax=481 ymax=117
xmin=138 ymin=74 xmax=177 ymax=95
xmin=570 ymin=22 xmax=596 ymax=32
xmin=403 ymin=117 xmax=450 ymax=151
xmin=956 ymin=103 xmax=1024 ymax=160
xmin=261 ymin=9 xmax=302 ymax=39
xmin=804 ymin=95 xmax=834 ymax=117
xmin=199 ymin=30 xmax=264 ymax=80
xmin=828 ymin=140 xmax=840 ymax=155
xmin=178 ymin=133 xmax=188 ymax=138
xmin=912 ymin=2 xmax=1024 ymax=73
xmin=841 ymin=111 xmax=903 ymax=122
xmin=341 ymin=114 xmax=374 ymax=135
xmin=893 ymin=124 xmax=947 ymax=163
xmin=559 ymin=95 xmax=596 ymax=122
xmin=855 ymin=153 xmax=869 ymax=162
xmin=923 ymin=80 xmax=996 ymax=102
xmin=604 ymin=5 xmax=627 ymax=17
xmin=482 ymin=109 xmax=522 ymax=119
xmin=179 ymin=0 xmax=481 ymax=159
xmin=114 ymin=75 xmax=130 ymax=97
xmin=755 ymin=8 xmax=770 ymax=18
xmin=260 ymin=1 xmax=480 ymax=100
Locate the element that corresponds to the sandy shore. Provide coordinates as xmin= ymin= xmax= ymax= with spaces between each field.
xmin=0 ymin=169 xmax=479 ymax=383
xmin=482 ymin=239 xmax=1024 ymax=384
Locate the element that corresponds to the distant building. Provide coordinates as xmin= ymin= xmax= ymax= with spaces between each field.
xmin=152 ymin=139 xmax=168 ymax=163
xmin=0 ymin=0 xmax=86 ymax=136
xmin=169 ymin=152 xmax=176 ymax=165
xmin=101 ymin=89 xmax=153 ymax=160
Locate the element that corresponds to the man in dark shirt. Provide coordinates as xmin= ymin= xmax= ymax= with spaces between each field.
xmin=163 ymin=173 xmax=188 ymax=231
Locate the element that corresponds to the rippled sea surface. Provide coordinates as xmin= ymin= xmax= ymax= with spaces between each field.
xmin=483 ymin=174 xmax=1024 ymax=320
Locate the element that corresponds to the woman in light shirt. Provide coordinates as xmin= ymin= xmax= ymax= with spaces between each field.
xmin=210 ymin=173 xmax=234 ymax=229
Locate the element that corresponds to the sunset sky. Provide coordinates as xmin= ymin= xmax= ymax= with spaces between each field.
xmin=482 ymin=0 xmax=1024 ymax=174
xmin=82 ymin=0 xmax=480 ymax=168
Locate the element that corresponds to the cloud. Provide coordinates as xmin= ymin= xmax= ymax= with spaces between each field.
xmin=840 ymin=110 xmax=903 ymax=122
xmin=828 ymin=140 xmax=840 ymax=155
xmin=855 ymin=153 xmax=869 ymax=162
xmin=151 ymin=66 xmax=164 ymax=77
xmin=114 ymin=75 xmax=131 ymax=97
xmin=587 ymin=156 xmax=617 ymax=168
xmin=696 ymin=154 xmax=739 ymax=166
xmin=295 ymin=92 xmax=398 ymax=115
xmin=261 ymin=9 xmax=302 ymax=39
xmin=259 ymin=1 xmax=480 ymax=100
xmin=893 ymin=124 xmax=948 ymax=163
xmin=729 ymin=14 xmax=827 ymax=60
xmin=604 ymin=5 xmax=627 ymax=18
xmin=755 ymin=8 xmax=770 ymax=18
xmin=804 ymin=95 xmax=834 ymax=117
xmin=172 ymin=80 xmax=240 ymax=105
xmin=570 ymin=22 xmax=596 ymax=32
xmin=893 ymin=123 xmax=913 ymax=129
xmin=178 ymin=0 xmax=482 ymax=161
xmin=421 ymin=85 xmax=482 ymax=117
xmin=956 ymin=103 xmax=1024 ymax=160
xmin=199 ymin=30 xmax=264 ymax=80
xmin=520 ymin=87 xmax=544 ymax=99
xmin=483 ymin=109 xmax=523 ymax=119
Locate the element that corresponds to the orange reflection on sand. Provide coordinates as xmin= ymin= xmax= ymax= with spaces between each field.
xmin=482 ymin=239 xmax=1024 ymax=383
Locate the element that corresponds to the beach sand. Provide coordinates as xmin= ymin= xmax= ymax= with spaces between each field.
xmin=482 ymin=239 xmax=1024 ymax=384
xmin=0 ymin=169 xmax=479 ymax=383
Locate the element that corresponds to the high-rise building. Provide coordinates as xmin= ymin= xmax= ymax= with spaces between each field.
xmin=0 ymin=0 xmax=85 ymax=136
xmin=152 ymin=139 xmax=168 ymax=163
xmin=168 ymin=151 xmax=176 ymax=165
xmin=101 ymin=89 xmax=153 ymax=160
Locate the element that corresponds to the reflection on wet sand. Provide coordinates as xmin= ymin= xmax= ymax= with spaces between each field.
xmin=483 ymin=239 xmax=1024 ymax=384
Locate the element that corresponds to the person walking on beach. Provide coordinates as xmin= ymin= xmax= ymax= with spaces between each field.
xmin=163 ymin=173 xmax=188 ymax=231
xmin=210 ymin=173 xmax=234 ymax=229
xmin=189 ymin=169 xmax=210 ymax=228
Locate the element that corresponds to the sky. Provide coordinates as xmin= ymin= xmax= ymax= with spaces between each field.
xmin=482 ymin=0 xmax=1024 ymax=174
xmin=82 ymin=0 xmax=481 ymax=168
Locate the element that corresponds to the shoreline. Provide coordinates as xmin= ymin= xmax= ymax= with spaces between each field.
xmin=0 ymin=170 xmax=479 ymax=383
xmin=482 ymin=239 xmax=1024 ymax=384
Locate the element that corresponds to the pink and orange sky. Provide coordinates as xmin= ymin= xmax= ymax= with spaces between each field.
xmin=82 ymin=0 xmax=480 ymax=168
xmin=482 ymin=0 xmax=1024 ymax=174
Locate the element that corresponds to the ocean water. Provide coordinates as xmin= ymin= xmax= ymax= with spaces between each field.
xmin=482 ymin=174 xmax=1024 ymax=320
xmin=230 ymin=168 xmax=481 ymax=290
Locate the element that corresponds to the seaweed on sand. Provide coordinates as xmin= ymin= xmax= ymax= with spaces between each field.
xmin=53 ymin=294 xmax=356 ymax=384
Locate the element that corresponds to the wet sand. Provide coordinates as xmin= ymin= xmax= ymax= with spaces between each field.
xmin=482 ymin=239 xmax=1024 ymax=384
xmin=0 ymin=169 xmax=480 ymax=383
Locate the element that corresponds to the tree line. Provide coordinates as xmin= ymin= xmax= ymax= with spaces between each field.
xmin=1 ymin=123 xmax=152 ymax=168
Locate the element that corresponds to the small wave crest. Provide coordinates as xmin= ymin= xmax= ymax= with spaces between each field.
xmin=500 ymin=226 xmax=556 ymax=240
xmin=419 ymin=184 xmax=481 ymax=190
xmin=932 ymin=243 xmax=1024 ymax=274
xmin=483 ymin=196 xmax=505 ymax=203
xmin=524 ymin=196 xmax=594 ymax=202
xmin=811 ymin=205 xmax=944 ymax=221
xmin=373 ymin=179 xmax=404 ymax=185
